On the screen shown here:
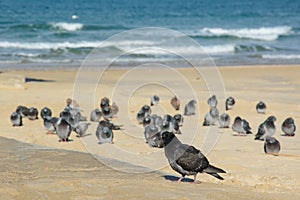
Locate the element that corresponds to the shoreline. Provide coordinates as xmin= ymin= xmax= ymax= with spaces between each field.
xmin=1 ymin=63 xmax=300 ymax=72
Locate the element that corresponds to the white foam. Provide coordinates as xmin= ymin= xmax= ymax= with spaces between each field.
xmin=194 ymin=26 xmax=292 ymax=41
xmin=262 ymin=54 xmax=300 ymax=59
xmin=51 ymin=22 xmax=83 ymax=31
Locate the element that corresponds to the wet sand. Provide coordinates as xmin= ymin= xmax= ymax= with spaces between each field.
xmin=1 ymin=65 xmax=300 ymax=199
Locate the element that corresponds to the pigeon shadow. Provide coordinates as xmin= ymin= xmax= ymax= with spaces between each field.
xmin=163 ymin=175 xmax=194 ymax=183
xmin=25 ymin=77 xmax=55 ymax=83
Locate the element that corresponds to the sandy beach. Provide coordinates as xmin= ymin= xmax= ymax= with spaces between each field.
xmin=1 ymin=65 xmax=300 ymax=199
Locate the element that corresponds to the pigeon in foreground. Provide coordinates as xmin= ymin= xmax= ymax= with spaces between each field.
xmin=161 ymin=131 xmax=226 ymax=183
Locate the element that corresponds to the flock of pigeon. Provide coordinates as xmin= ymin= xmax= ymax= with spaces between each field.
xmin=9 ymin=94 xmax=296 ymax=183
xmin=10 ymin=98 xmax=122 ymax=144
xmin=134 ymin=94 xmax=296 ymax=182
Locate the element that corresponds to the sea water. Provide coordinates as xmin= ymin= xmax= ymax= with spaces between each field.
xmin=0 ymin=0 xmax=299 ymax=68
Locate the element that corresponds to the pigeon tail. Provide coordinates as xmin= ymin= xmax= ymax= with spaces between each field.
xmin=203 ymin=165 xmax=226 ymax=180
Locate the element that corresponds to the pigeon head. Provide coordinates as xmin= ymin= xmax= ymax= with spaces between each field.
xmin=266 ymin=116 xmax=276 ymax=122
xmin=234 ymin=116 xmax=242 ymax=123
xmin=285 ymin=117 xmax=294 ymax=124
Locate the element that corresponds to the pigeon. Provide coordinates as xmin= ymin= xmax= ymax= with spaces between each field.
xmin=143 ymin=115 xmax=152 ymax=127
xmin=60 ymin=109 xmax=72 ymax=122
xmin=100 ymin=97 xmax=110 ymax=110
xmin=66 ymin=98 xmax=80 ymax=109
xmin=98 ymin=120 xmax=123 ymax=130
xmin=184 ymin=100 xmax=197 ymax=116
xmin=10 ymin=112 xmax=22 ymax=126
xmin=111 ymin=102 xmax=119 ymax=117
xmin=207 ymin=95 xmax=217 ymax=108
xmin=255 ymin=116 xmax=276 ymax=140
xmin=161 ymin=131 xmax=226 ymax=183
xmin=225 ymin=97 xmax=235 ymax=111
xmin=43 ymin=116 xmax=58 ymax=134
xmin=96 ymin=124 xmax=113 ymax=144
xmin=102 ymin=106 xmax=113 ymax=120
xmin=90 ymin=108 xmax=102 ymax=122
xmin=150 ymin=114 xmax=163 ymax=130
xmin=203 ymin=107 xmax=219 ymax=126
xmin=28 ymin=107 xmax=39 ymax=120
xmin=170 ymin=96 xmax=180 ymax=111
xmin=40 ymin=107 xmax=52 ymax=120
xmin=144 ymin=124 xmax=161 ymax=147
xmin=137 ymin=109 xmax=148 ymax=124
xmin=256 ymin=101 xmax=267 ymax=114
xmin=141 ymin=105 xmax=151 ymax=116
xmin=162 ymin=114 xmax=181 ymax=134
xmin=264 ymin=137 xmax=281 ymax=155
xmin=232 ymin=116 xmax=252 ymax=135
xmin=219 ymin=113 xmax=231 ymax=128
xmin=281 ymin=117 xmax=296 ymax=136
xmin=55 ymin=117 xmax=72 ymax=142
xmin=150 ymin=95 xmax=160 ymax=106
xmin=16 ymin=105 xmax=29 ymax=118
xmin=74 ymin=122 xmax=91 ymax=137
xmin=173 ymin=114 xmax=184 ymax=127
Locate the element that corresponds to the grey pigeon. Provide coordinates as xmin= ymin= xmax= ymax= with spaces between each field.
xmin=43 ymin=116 xmax=58 ymax=134
xmin=90 ymin=108 xmax=102 ymax=122
xmin=100 ymin=97 xmax=110 ymax=110
xmin=143 ymin=115 xmax=152 ymax=127
xmin=150 ymin=95 xmax=160 ymax=106
xmin=255 ymin=116 xmax=276 ymax=140
xmin=225 ymin=97 xmax=235 ymax=111
xmin=28 ymin=107 xmax=39 ymax=120
xmin=184 ymin=100 xmax=197 ymax=116
xmin=161 ymin=131 xmax=226 ymax=183
xmin=203 ymin=107 xmax=219 ymax=126
xmin=55 ymin=117 xmax=72 ymax=142
xmin=96 ymin=124 xmax=113 ymax=144
xmin=141 ymin=105 xmax=151 ymax=116
xmin=102 ymin=106 xmax=113 ymax=120
xmin=98 ymin=120 xmax=123 ymax=130
xmin=281 ymin=117 xmax=296 ymax=137
xmin=75 ymin=122 xmax=91 ymax=137
xmin=219 ymin=113 xmax=231 ymax=128
xmin=40 ymin=107 xmax=52 ymax=120
xmin=264 ymin=137 xmax=281 ymax=155
xmin=232 ymin=116 xmax=252 ymax=135
xmin=170 ymin=96 xmax=180 ymax=111
xmin=207 ymin=95 xmax=217 ymax=108
xmin=162 ymin=114 xmax=181 ymax=134
xmin=136 ymin=109 xmax=148 ymax=124
xmin=144 ymin=124 xmax=162 ymax=147
xmin=10 ymin=112 xmax=22 ymax=126
xmin=111 ymin=102 xmax=119 ymax=117
xmin=256 ymin=101 xmax=267 ymax=114
xmin=173 ymin=114 xmax=184 ymax=127
xmin=16 ymin=105 xmax=29 ymax=118
xmin=60 ymin=109 xmax=72 ymax=122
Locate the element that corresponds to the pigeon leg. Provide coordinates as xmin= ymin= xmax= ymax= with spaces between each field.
xmin=177 ymin=176 xmax=184 ymax=183
xmin=193 ymin=174 xmax=201 ymax=184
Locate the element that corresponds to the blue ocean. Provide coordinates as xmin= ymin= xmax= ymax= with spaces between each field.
xmin=0 ymin=0 xmax=299 ymax=68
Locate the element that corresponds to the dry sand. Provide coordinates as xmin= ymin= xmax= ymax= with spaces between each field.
xmin=0 ymin=65 xmax=300 ymax=199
